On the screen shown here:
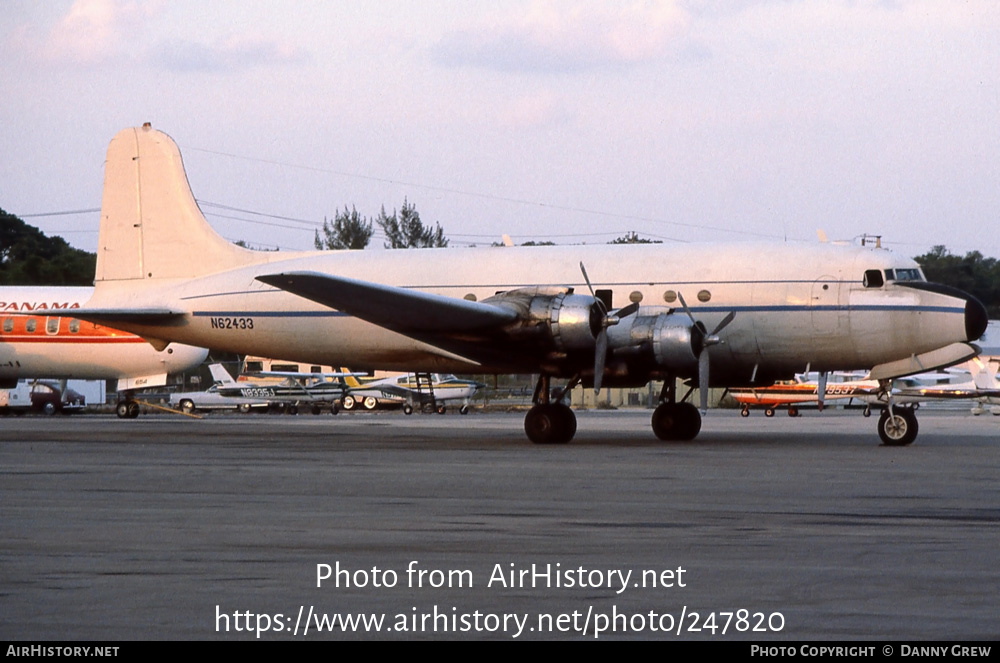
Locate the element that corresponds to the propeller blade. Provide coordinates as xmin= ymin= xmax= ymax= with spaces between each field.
xmin=579 ymin=261 xmax=596 ymax=297
xmin=817 ymin=371 xmax=828 ymax=412
xmin=699 ymin=349 xmax=710 ymax=414
xmin=615 ymin=301 xmax=640 ymax=319
xmin=676 ymin=292 xmax=697 ymax=326
xmin=709 ymin=311 xmax=736 ymax=337
xmin=593 ymin=330 xmax=608 ymax=393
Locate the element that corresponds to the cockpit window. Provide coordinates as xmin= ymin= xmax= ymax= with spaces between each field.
xmin=863 ymin=269 xmax=884 ymax=288
xmin=885 ymin=268 xmax=923 ymax=282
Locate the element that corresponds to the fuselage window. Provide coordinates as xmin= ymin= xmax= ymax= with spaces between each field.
xmin=26 ymin=318 xmax=37 ymax=333
xmin=244 ymin=361 xmax=264 ymax=372
xmin=46 ymin=317 xmax=60 ymax=334
xmin=2 ymin=318 xmax=12 ymax=333
xmin=863 ymin=270 xmax=884 ymax=288
xmin=69 ymin=320 xmax=81 ymax=333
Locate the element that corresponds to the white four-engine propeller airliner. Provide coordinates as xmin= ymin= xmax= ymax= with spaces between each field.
xmin=78 ymin=124 xmax=988 ymax=445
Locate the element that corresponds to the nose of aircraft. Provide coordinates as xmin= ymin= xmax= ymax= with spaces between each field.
xmin=899 ymin=281 xmax=988 ymax=342
xmin=965 ymin=293 xmax=988 ymax=342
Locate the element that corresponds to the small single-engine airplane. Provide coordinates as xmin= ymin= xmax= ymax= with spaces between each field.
xmin=238 ymin=356 xmax=482 ymax=413
xmin=729 ymin=372 xmax=879 ymax=418
xmin=215 ymin=363 xmax=362 ymax=414
xmin=338 ymin=371 xmax=485 ymax=414
xmin=77 ymin=125 xmax=989 ymax=445
xmin=893 ymin=356 xmax=1000 ymax=415
xmin=0 ymin=286 xmax=208 ymax=417
xmin=732 ymin=358 xmax=1000 ymax=419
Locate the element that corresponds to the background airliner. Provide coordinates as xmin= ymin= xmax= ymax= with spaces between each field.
xmin=0 ymin=286 xmax=208 ymax=417
xmin=78 ymin=125 xmax=988 ymax=444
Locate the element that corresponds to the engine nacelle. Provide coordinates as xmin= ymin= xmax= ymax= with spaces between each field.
xmin=607 ymin=311 xmax=700 ymax=369
xmin=483 ymin=287 xmax=601 ymax=352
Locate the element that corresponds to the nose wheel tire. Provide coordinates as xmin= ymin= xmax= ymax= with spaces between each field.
xmin=877 ymin=408 xmax=919 ymax=446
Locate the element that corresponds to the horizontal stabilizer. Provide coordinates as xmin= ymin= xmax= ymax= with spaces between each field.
xmin=116 ymin=373 xmax=168 ymax=392
xmin=73 ymin=307 xmax=185 ymax=323
xmin=869 ymin=342 xmax=981 ymax=381
xmin=256 ymin=271 xmax=518 ymax=333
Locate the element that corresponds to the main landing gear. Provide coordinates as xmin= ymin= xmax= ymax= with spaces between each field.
xmin=650 ymin=379 xmax=701 ymax=441
xmin=524 ymin=374 xmax=705 ymax=444
xmin=115 ymin=396 xmax=141 ymax=419
xmin=524 ymin=374 xmax=577 ymax=444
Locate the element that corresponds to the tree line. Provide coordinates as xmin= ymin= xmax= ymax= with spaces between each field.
xmin=1 ymin=208 xmax=95 ymax=286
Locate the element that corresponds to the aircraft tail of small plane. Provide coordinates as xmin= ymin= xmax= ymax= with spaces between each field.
xmin=95 ymin=124 xmax=265 ymax=283
xmin=339 ymin=367 xmax=364 ymax=389
xmin=208 ymin=363 xmax=238 ymax=386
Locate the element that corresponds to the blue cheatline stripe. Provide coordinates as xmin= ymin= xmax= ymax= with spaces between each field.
xmin=191 ymin=304 xmax=965 ymax=318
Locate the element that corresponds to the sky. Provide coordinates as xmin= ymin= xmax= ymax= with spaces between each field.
xmin=2 ymin=0 xmax=998 ymax=258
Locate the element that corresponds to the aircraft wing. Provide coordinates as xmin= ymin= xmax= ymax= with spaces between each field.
xmin=256 ymin=272 xmax=518 ymax=333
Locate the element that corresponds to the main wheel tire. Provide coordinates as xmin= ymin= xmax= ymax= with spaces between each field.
xmin=341 ymin=395 xmax=356 ymax=411
xmin=459 ymin=404 xmax=469 ymax=415
xmin=524 ymin=404 xmax=574 ymax=444
xmin=877 ymin=408 xmax=919 ymax=446
xmin=651 ymin=402 xmax=702 ymax=441
xmin=403 ymin=404 xmax=414 ymax=415
xmin=363 ymin=396 xmax=378 ymax=410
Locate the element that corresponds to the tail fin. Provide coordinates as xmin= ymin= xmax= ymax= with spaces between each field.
xmin=96 ymin=124 xmax=261 ymax=282
xmin=340 ymin=367 xmax=362 ymax=388
xmin=208 ymin=363 xmax=237 ymax=385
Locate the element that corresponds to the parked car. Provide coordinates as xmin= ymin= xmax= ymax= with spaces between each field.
xmin=29 ymin=381 xmax=86 ymax=415
xmin=169 ymin=384 xmax=269 ymax=414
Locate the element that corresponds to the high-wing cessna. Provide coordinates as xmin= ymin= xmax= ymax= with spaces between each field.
xmin=211 ymin=363 xmax=355 ymax=414
xmin=893 ymin=356 xmax=1000 ymax=415
xmin=729 ymin=373 xmax=879 ymax=418
xmin=78 ymin=125 xmax=989 ymax=444
xmin=0 ymin=285 xmax=208 ymax=417
xmin=337 ymin=371 xmax=485 ymax=414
